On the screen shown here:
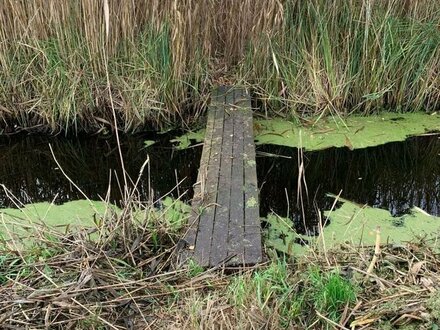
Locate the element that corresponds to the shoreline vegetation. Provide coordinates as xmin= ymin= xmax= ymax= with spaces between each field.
xmin=0 ymin=0 xmax=439 ymax=134
xmin=1 ymin=195 xmax=439 ymax=328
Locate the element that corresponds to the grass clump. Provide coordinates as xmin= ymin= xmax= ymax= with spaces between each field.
xmin=305 ymin=267 xmax=357 ymax=321
xmin=225 ymin=260 xmax=357 ymax=327
xmin=244 ymin=0 xmax=440 ymax=118
xmin=187 ymin=259 xmax=204 ymax=278
xmin=226 ymin=261 xmax=300 ymax=327
xmin=427 ymin=291 xmax=440 ymax=322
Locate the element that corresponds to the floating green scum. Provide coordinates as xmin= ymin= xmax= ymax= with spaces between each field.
xmin=264 ymin=197 xmax=440 ymax=256
xmin=255 ymin=112 xmax=440 ymax=151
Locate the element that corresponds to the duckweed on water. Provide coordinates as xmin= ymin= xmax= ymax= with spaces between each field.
xmin=172 ymin=112 xmax=440 ymax=151
xmin=143 ymin=140 xmax=156 ymax=148
xmin=0 ymin=200 xmax=110 ymax=233
xmin=171 ymin=129 xmax=205 ymax=150
xmin=0 ymin=197 xmax=190 ymax=243
xmin=264 ymin=198 xmax=440 ymax=256
xmin=255 ymin=112 xmax=440 ymax=151
xmin=321 ymin=199 xmax=440 ymax=247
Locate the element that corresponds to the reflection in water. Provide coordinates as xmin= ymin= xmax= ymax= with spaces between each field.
xmin=257 ymin=135 xmax=440 ymax=233
xmin=0 ymin=134 xmax=201 ymax=208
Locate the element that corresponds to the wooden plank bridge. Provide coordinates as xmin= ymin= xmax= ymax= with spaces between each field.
xmin=181 ymin=86 xmax=262 ymax=267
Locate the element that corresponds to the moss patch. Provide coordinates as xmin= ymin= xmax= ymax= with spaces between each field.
xmin=246 ymin=197 xmax=258 ymax=208
xmin=255 ymin=113 xmax=440 ymax=151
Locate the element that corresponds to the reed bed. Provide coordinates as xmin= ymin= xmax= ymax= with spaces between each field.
xmin=245 ymin=0 xmax=440 ymax=118
xmin=0 ymin=0 xmax=438 ymax=133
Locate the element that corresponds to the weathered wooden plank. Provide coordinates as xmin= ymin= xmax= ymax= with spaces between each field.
xmin=209 ymin=88 xmax=235 ymax=265
xmin=182 ymin=91 xmax=217 ymax=251
xmin=227 ymin=89 xmax=246 ymax=264
xmin=181 ymin=86 xmax=262 ymax=268
xmin=242 ymin=88 xmax=263 ymax=265
xmin=193 ymin=88 xmax=226 ymax=266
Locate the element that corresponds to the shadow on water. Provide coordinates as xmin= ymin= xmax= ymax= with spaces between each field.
xmin=257 ymin=135 xmax=440 ymax=234
xmin=0 ymin=134 xmax=202 ymax=208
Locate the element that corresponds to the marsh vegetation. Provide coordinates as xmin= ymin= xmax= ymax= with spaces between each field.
xmin=1 ymin=1 xmax=440 ymax=328
xmin=1 ymin=197 xmax=439 ymax=328
xmin=0 ymin=0 xmax=438 ymax=133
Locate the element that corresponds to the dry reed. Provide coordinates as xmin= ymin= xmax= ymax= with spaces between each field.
xmin=0 ymin=0 xmax=438 ymax=133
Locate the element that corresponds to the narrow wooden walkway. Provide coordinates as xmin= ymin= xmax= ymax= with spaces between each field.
xmin=181 ymin=86 xmax=262 ymax=267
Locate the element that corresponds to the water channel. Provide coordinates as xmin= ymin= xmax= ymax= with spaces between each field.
xmin=0 ymin=133 xmax=439 ymax=233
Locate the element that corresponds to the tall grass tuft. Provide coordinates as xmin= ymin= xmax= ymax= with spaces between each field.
xmin=0 ymin=0 xmax=438 ymax=133
xmin=0 ymin=1 xmax=210 ymax=132
xmin=244 ymin=0 xmax=440 ymax=118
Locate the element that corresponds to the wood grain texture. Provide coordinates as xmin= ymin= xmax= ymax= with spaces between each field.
xmin=181 ymin=86 xmax=262 ymax=267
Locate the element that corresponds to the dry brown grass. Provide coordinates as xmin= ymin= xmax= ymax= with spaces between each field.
xmin=0 ymin=0 xmax=284 ymax=71
xmin=1 ymin=203 xmax=439 ymax=329
xmin=0 ymin=0 xmax=283 ymax=133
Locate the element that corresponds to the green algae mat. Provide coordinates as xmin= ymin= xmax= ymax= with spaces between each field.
xmin=0 ymin=200 xmax=111 ymax=242
xmin=255 ymin=112 xmax=440 ymax=150
xmin=0 ymin=197 xmax=190 ymax=244
xmin=264 ymin=197 xmax=440 ymax=256
xmin=171 ymin=129 xmax=205 ymax=150
xmin=171 ymin=112 xmax=440 ymax=151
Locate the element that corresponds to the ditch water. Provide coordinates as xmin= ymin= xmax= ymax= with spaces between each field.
xmin=0 ymin=133 xmax=201 ymax=209
xmin=0 ymin=133 xmax=439 ymax=233
xmin=258 ymin=134 xmax=440 ymax=233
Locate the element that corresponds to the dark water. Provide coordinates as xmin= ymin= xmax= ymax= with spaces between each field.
xmin=0 ymin=133 xmax=439 ymax=233
xmin=0 ymin=133 xmax=202 ymax=208
xmin=257 ymin=135 xmax=440 ymax=233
